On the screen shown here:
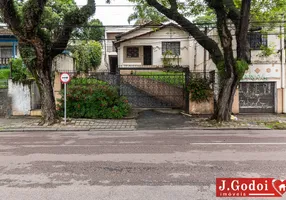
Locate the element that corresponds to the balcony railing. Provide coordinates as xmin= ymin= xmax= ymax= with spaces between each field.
xmin=0 ymin=58 xmax=11 ymax=66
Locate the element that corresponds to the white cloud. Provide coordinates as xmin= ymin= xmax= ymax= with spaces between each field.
xmin=75 ymin=0 xmax=135 ymax=25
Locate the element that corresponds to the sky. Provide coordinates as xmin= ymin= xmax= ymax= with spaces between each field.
xmin=75 ymin=0 xmax=135 ymax=26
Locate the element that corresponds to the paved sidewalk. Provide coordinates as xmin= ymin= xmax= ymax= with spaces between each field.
xmin=0 ymin=117 xmax=137 ymax=131
xmin=0 ymin=111 xmax=286 ymax=132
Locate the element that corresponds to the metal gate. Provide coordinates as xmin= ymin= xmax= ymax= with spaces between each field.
xmin=119 ymin=67 xmax=189 ymax=110
xmin=239 ymin=82 xmax=275 ymax=113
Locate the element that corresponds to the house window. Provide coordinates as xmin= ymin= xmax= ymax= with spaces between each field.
xmin=0 ymin=47 xmax=13 ymax=58
xmin=247 ymin=32 xmax=267 ymax=50
xmin=162 ymin=42 xmax=180 ymax=56
xmin=126 ymin=47 xmax=139 ymax=58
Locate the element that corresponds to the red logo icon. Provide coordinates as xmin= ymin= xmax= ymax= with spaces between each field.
xmin=216 ymin=178 xmax=286 ymax=197
xmin=272 ymin=179 xmax=286 ymax=197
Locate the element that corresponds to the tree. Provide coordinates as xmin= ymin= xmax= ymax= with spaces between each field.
xmin=0 ymin=0 xmax=95 ymax=125
xmin=72 ymin=41 xmax=102 ymax=72
xmin=128 ymin=0 xmax=168 ymax=24
xmin=73 ymin=19 xmax=104 ymax=41
xmin=143 ymin=0 xmax=251 ymax=121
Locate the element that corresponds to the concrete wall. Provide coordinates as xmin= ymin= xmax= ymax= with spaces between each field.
xmin=232 ymin=88 xmax=240 ymax=114
xmin=54 ymin=72 xmax=62 ymax=107
xmin=52 ymin=54 xmax=75 ymax=72
xmin=189 ymin=93 xmax=214 ymax=114
xmin=8 ymin=80 xmax=30 ymax=115
xmin=0 ymin=89 xmax=8 ymax=116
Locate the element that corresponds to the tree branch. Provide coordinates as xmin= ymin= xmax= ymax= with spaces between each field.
xmin=237 ymin=0 xmax=251 ymax=62
xmin=51 ymin=0 xmax=95 ymax=58
xmin=146 ymin=0 xmax=223 ymax=65
xmin=22 ymin=0 xmax=48 ymax=34
xmin=168 ymin=0 xmax=177 ymax=11
xmin=0 ymin=0 xmax=22 ymax=33
xmin=223 ymin=0 xmax=240 ymax=29
xmin=207 ymin=0 xmax=236 ymax=77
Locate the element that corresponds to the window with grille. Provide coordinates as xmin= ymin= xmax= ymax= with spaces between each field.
xmin=126 ymin=47 xmax=139 ymax=58
xmin=162 ymin=42 xmax=180 ymax=56
xmin=247 ymin=32 xmax=267 ymax=50
xmin=0 ymin=47 xmax=13 ymax=58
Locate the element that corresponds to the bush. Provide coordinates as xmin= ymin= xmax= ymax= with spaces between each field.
xmin=10 ymin=58 xmax=33 ymax=84
xmin=188 ymin=77 xmax=212 ymax=102
xmin=71 ymin=41 xmax=102 ymax=72
xmin=57 ymin=78 xmax=130 ymax=119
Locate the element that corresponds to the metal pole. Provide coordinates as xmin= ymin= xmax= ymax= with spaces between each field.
xmin=64 ymin=83 xmax=66 ymax=125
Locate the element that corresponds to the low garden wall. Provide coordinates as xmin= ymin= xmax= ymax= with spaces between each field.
xmin=121 ymin=76 xmax=185 ymax=108
xmin=189 ymin=93 xmax=214 ymax=114
xmin=0 ymin=89 xmax=8 ymax=116
xmin=8 ymin=80 xmax=31 ymax=115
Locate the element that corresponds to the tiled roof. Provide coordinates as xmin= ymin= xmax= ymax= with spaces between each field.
xmin=0 ymin=28 xmax=13 ymax=35
xmin=114 ymin=23 xmax=187 ymax=45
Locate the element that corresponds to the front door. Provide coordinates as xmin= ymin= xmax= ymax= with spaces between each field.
xmin=109 ymin=56 xmax=118 ymax=74
xmin=143 ymin=46 xmax=152 ymax=65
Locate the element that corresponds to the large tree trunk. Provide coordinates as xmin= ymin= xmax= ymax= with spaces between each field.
xmin=27 ymin=55 xmax=57 ymax=125
xmin=36 ymin=63 xmax=57 ymax=125
xmin=212 ymin=75 xmax=239 ymax=121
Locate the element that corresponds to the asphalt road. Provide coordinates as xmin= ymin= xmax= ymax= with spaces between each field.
xmin=0 ymin=130 xmax=286 ymax=200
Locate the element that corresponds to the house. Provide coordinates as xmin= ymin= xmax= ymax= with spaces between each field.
xmin=103 ymin=21 xmax=286 ymax=114
xmin=97 ymin=26 xmax=133 ymax=73
xmin=0 ymin=23 xmax=18 ymax=68
xmin=279 ymin=184 xmax=286 ymax=192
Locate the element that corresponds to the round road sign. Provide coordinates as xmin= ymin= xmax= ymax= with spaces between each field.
xmin=60 ymin=73 xmax=71 ymax=84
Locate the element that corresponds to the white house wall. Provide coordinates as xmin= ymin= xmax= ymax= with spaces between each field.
xmin=118 ymin=27 xmax=190 ymax=66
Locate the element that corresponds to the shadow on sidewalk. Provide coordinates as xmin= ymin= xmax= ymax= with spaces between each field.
xmin=136 ymin=109 xmax=196 ymax=130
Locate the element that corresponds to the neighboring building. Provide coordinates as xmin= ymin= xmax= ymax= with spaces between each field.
xmin=0 ymin=25 xmax=75 ymax=116
xmin=0 ymin=24 xmax=18 ymax=68
xmin=97 ymin=26 xmax=133 ymax=73
xmin=103 ymin=21 xmax=286 ymax=114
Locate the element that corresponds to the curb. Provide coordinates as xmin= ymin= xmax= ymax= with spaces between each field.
xmin=0 ymin=128 xmax=91 ymax=132
xmin=173 ymin=127 xmax=271 ymax=130
xmin=0 ymin=127 xmax=272 ymax=132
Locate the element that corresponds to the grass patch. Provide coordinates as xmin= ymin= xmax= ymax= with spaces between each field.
xmin=135 ymin=71 xmax=185 ymax=86
xmin=0 ymin=69 xmax=10 ymax=79
xmin=263 ymin=121 xmax=286 ymax=129
xmin=0 ymin=69 xmax=9 ymax=89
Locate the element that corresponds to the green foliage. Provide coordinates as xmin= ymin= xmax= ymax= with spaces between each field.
xmin=235 ymin=59 xmax=249 ymax=80
xmin=71 ymin=41 xmax=102 ymax=72
xmin=188 ymin=77 xmax=212 ymax=102
xmin=0 ymin=69 xmax=10 ymax=79
xmin=127 ymin=0 xmax=168 ymax=24
xmin=72 ymin=19 xmax=104 ymax=41
xmin=57 ymin=78 xmax=130 ymax=119
xmin=258 ymin=44 xmax=276 ymax=57
xmin=0 ymin=69 xmax=9 ymax=89
xmin=135 ymin=71 xmax=185 ymax=86
xmin=162 ymin=50 xmax=180 ymax=67
xmin=10 ymin=58 xmax=33 ymax=84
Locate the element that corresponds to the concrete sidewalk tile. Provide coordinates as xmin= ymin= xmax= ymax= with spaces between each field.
xmin=23 ymin=127 xmax=58 ymax=131
xmin=57 ymin=127 xmax=90 ymax=131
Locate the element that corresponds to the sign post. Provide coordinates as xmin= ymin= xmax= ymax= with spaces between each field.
xmin=60 ymin=73 xmax=71 ymax=125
